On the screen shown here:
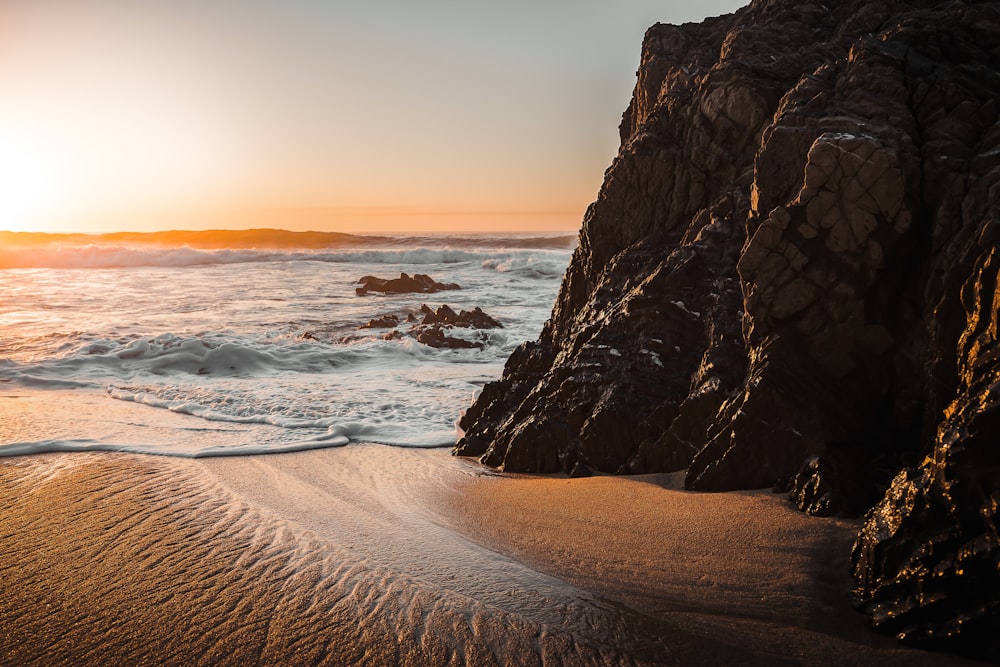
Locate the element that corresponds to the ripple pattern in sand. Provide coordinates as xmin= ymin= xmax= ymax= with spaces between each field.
xmin=0 ymin=452 xmax=672 ymax=666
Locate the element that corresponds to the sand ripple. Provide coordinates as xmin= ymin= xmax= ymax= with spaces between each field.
xmin=0 ymin=451 xmax=663 ymax=666
xmin=1 ymin=447 xmax=975 ymax=666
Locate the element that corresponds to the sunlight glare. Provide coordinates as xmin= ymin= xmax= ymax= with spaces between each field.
xmin=0 ymin=131 xmax=64 ymax=232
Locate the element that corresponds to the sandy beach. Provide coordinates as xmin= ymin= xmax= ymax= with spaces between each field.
xmin=0 ymin=446 xmax=978 ymax=666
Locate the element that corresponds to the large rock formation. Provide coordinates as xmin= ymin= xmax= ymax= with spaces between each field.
xmin=454 ymin=0 xmax=1000 ymax=653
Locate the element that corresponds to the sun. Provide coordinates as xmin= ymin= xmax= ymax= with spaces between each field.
xmin=0 ymin=130 xmax=64 ymax=232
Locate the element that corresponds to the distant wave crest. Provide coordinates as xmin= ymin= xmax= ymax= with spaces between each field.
xmin=0 ymin=231 xmax=576 ymax=270
xmin=0 ymin=241 xmax=574 ymax=270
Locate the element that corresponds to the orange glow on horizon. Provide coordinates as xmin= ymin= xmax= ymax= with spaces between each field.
xmin=0 ymin=2 xmax=615 ymax=238
xmin=9 ymin=206 xmax=584 ymax=236
xmin=0 ymin=1 xmax=743 ymax=238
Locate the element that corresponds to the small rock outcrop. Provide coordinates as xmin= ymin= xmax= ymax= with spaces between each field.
xmin=360 ymin=314 xmax=401 ymax=329
xmin=454 ymin=0 xmax=1000 ymax=653
xmin=366 ymin=304 xmax=503 ymax=349
xmin=355 ymin=273 xmax=460 ymax=296
xmin=417 ymin=304 xmax=502 ymax=329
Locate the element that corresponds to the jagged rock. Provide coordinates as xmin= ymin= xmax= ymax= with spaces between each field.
xmin=355 ymin=273 xmax=460 ymax=296
xmin=418 ymin=304 xmax=503 ymax=329
xmin=411 ymin=328 xmax=481 ymax=350
xmin=851 ymin=245 xmax=1000 ymax=655
xmin=360 ymin=314 xmax=400 ymax=329
xmin=420 ymin=303 xmax=458 ymax=325
xmin=454 ymin=340 xmax=558 ymax=458
xmin=373 ymin=304 xmax=502 ymax=349
xmin=453 ymin=0 xmax=1000 ymax=652
xmin=788 ymin=454 xmax=877 ymax=518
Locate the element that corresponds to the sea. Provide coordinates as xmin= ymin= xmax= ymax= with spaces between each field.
xmin=0 ymin=231 xmax=574 ymax=458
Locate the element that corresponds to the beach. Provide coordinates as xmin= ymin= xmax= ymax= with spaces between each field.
xmin=0 ymin=446 xmax=977 ymax=666
xmin=6 ymin=0 xmax=999 ymax=659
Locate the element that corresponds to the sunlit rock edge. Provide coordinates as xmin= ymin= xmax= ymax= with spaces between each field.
xmin=454 ymin=0 xmax=1000 ymax=654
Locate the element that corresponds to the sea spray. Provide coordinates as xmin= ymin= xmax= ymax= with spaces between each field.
xmin=0 ymin=233 xmax=572 ymax=457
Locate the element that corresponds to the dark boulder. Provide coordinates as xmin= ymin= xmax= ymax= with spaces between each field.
xmin=368 ymin=304 xmax=503 ymax=350
xmin=411 ymin=328 xmax=482 ymax=350
xmin=788 ymin=454 xmax=878 ymax=518
xmin=418 ymin=304 xmax=503 ymax=329
xmin=355 ymin=273 xmax=460 ymax=296
xmin=360 ymin=314 xmax=401 ymax=329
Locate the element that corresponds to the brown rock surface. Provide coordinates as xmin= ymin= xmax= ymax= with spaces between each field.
xmin=355 ymin=273 xmax=460 ymax=295
xmin=374 ymin=304 xmax=503 ymax=349
xmin=360 ymin=314 xmax=401 ymax=329
xmin=454 ymin=0 xmax=1000 ymax=653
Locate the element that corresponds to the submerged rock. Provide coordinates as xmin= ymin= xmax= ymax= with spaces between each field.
xmin=365 ymin=304 xmax=503 ymax=349
xmin=355 ymin=273 xmax=460 ymax=296
xmin=454 ymin=0 xmax=1000 ymax=652
xmin=418 ymin=304 xmax=502 ymax=329
xmin=360 ymin=314 xmax=401 ymax=329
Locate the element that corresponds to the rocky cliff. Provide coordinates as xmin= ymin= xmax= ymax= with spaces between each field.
xmin=454 ymin=0 xmax=1000 ymax=654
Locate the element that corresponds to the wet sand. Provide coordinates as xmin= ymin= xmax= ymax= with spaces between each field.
xmin=445 ymin=470 xmax=976 ymax=665
xmin=0 ymin=446 xmax=978 ymax=666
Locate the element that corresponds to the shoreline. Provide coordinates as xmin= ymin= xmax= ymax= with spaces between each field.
xmin=0 ymin=446 xmax=979 ymax=665
xmin=441 ymin=466 xmax=947 ymax=664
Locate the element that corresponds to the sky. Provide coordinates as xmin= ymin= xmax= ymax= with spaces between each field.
xmin=0 ymin=0 xmax=744 ymax=235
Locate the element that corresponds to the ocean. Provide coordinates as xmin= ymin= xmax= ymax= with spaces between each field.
xmin=0 ymin=231 xmax=573 ymax=457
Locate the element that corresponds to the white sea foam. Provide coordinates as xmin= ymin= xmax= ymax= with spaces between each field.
xmin=0 ymin=235 xmax=575 ymax=270
xmin=0 ymin=435 xmax=350 ymax=458
xmin=479 ymin=254 xmax=569 ymax=277
xmin=0 ymin=234 xmax=572 ymax=457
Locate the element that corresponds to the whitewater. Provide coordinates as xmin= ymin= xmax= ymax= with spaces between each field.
xmin=0 ymin=232 xmax=574 ymax=457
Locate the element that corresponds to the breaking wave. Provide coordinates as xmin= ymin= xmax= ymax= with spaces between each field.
xmin=0 ymin=230 xmax=571 ymax=458
xmin=0 ymin=232 xmax=576 ymax=270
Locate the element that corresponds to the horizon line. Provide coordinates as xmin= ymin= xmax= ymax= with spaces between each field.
xmin=0 ymin=226 xmax=581 ymax=239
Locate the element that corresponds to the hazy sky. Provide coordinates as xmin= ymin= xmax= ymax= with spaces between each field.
xmin=1 ymin=0 xmax=744 ymax=234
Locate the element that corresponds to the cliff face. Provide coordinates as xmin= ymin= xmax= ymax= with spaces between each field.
xmin=454 ymin=0 xmax=1000 ymax=652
